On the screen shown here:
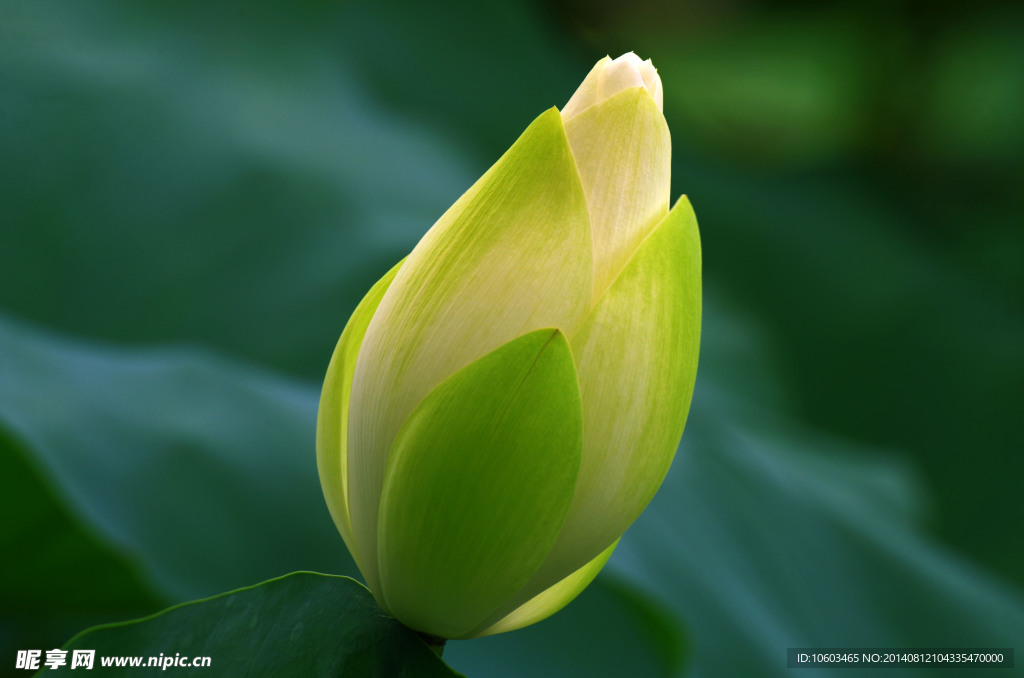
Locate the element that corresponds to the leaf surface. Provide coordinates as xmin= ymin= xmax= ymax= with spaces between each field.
xmin=51 ymin=573 xmax=462 ymax=677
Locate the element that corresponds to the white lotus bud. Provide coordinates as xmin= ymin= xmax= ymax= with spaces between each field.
xmin=317 ymin=53 xmax=700 ymax=641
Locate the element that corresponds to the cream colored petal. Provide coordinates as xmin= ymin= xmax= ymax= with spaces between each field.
xmin=561 ymin=56 xmax=612 ymax=121
xmin=466 ymin=539 xmax=617 ymax=639
xmin=315 ymin=258 xmax=403 ymax=587
xmin=564 ymin=53 xmax=663 ymax=122
xmin=564 ymin=87 xmax=671 ymax=299
xmin=347 ymin=108 xmax=592 ymax=596
xmin=640 ymin=59 xmax=664 ymax=111
xmin=596 ymin=54 xmax=646 ymax=102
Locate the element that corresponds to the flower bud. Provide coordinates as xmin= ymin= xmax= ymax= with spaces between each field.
xmin=317 ymin=54 xmax=701 ymax=640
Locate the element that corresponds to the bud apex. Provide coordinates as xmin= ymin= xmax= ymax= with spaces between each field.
xmin=562 ymin=52 xmax=664 ymax=121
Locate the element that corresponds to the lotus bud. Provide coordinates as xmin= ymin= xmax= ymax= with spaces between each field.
xmin=317 ymin=53 xmax=701 ymax=641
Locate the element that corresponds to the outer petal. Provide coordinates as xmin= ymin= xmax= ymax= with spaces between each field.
xmin=564 ymin=87 xmax=671 ymax=299
xmin=315 ymin=259 xmax=403 ymax=582
xmin=467 ymin=539 xmax=618 ymax=639
xmin=492 ymin=196 xmax=701 ymax=613
xmin=377 ymin=329 xmax=582 ymax=639
xmin=348 ymin=108 xmax=592 ymax=595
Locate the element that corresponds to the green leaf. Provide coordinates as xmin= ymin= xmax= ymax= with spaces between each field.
xmin=0 ymin=314 xmax=355 ymax=603
xmin=318 ymin=259 xmax=404 ymax=581
xmin=603 ymin=389 xmax=1024 ymax=677
xmin=51 ymin=573 xmax=462 ymax=677
xmin=347 ymin=107 xmax=592 ymax=598
xmin=0 ymin=0 xmax=479 ymax=378
xmin=378 ymin=329 xmax=583 ymax=639
xmin=0 ymin=424 xmax=161 ymax=661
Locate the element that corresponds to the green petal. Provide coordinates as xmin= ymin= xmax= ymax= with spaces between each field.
xmin=316 ymin=259 xmax=403 ymax=587
xmin=564 ymin=87 xmax=671 ymax=299
xmin=468 ymin=539 xmax=618 ymax=638
xmin=377 ymin=329 xmax=583 ymax=640
xmin=499 ymin=196 xmax=701 ymax=609
xmin=348 ymin=108 xmax=592 ymax=596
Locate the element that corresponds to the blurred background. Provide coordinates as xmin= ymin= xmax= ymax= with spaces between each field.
xmin=1 ymin=0 xmax=1022 ymax=676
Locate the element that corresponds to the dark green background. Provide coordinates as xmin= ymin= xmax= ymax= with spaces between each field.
xmin=1 ymin=0 xmax=1022 ymax=676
